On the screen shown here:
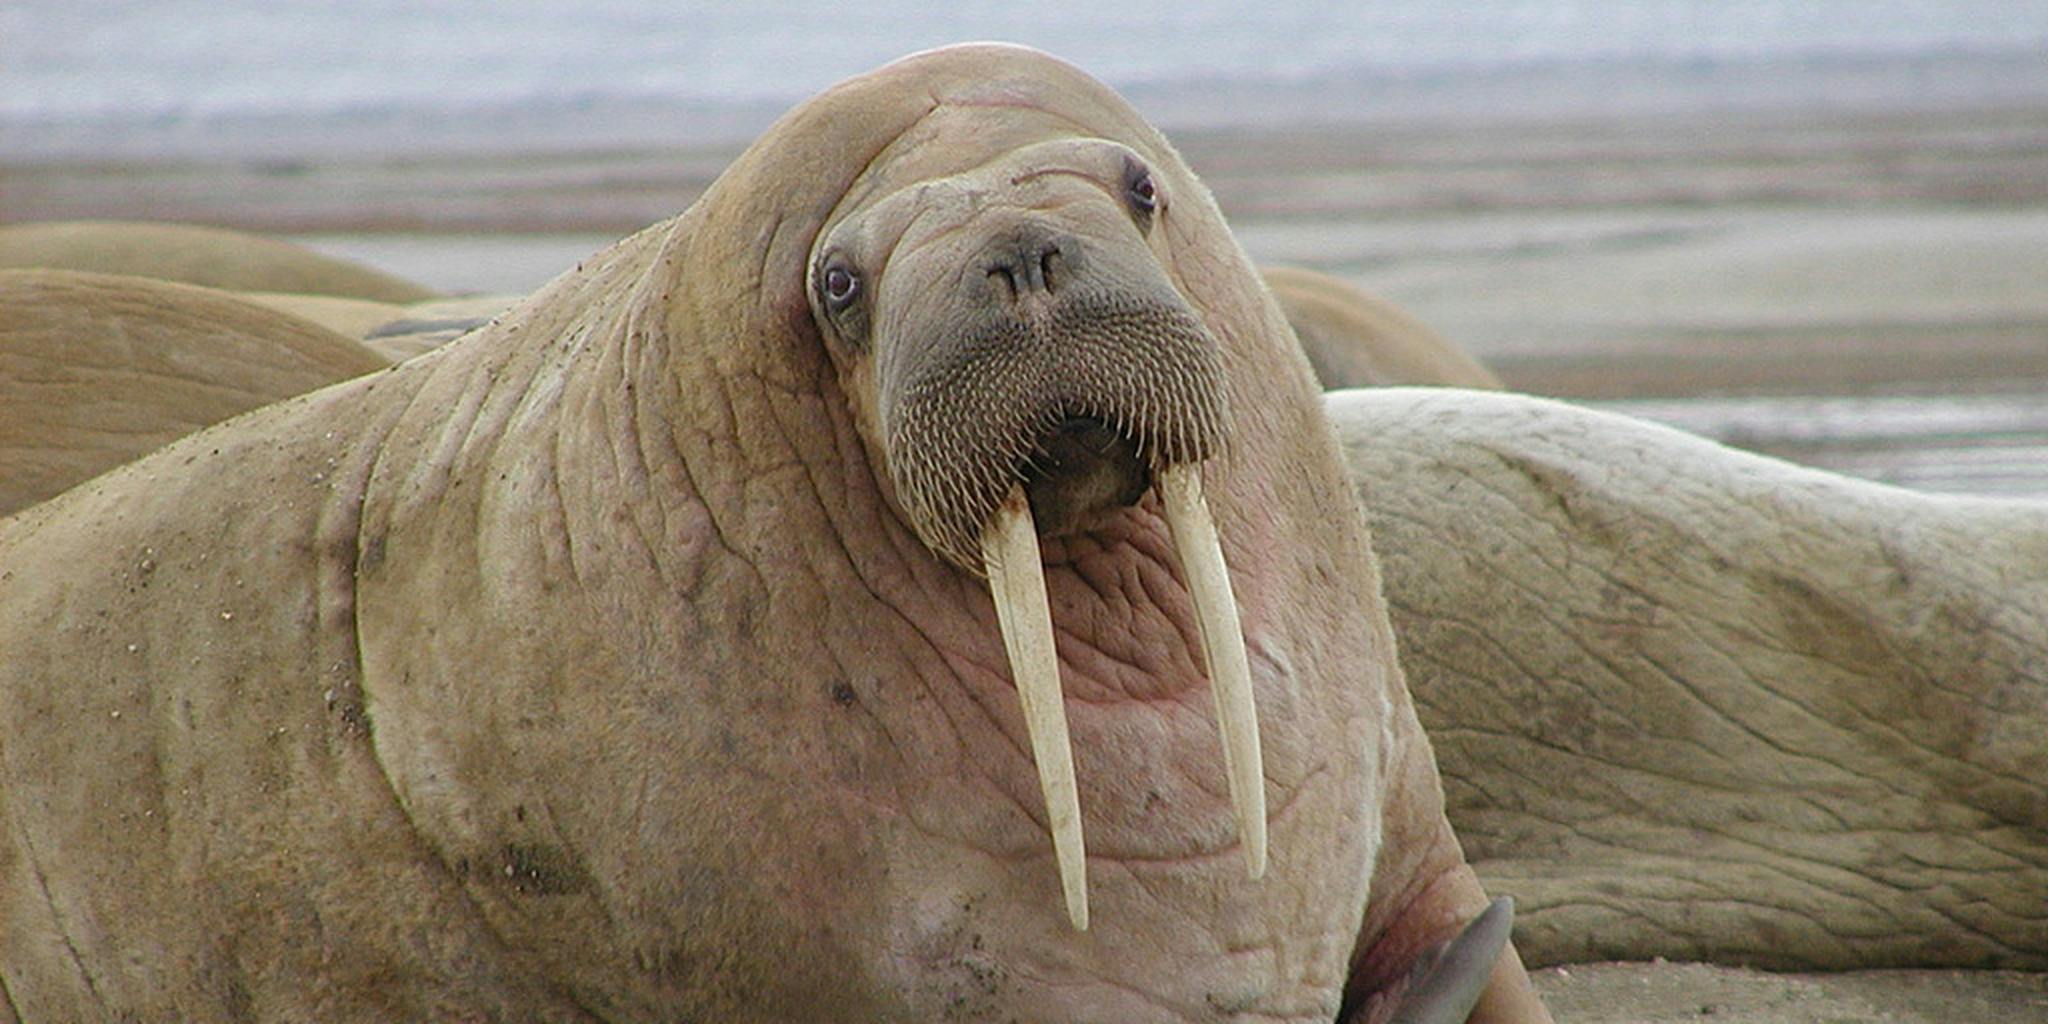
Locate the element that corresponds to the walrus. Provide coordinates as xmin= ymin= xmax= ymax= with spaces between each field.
xmin=0 ymin=219 xmax=442 ymax=303
xmin=1262 ymin=266 xmax=1501 ymax=390
xmin=0 ymin=268 xmax=389 ymax=517
xmin=0 ymin=45 xmax=1548 ymax=1023
xmin=1327 ymin=387 xmax=2048 ymax=971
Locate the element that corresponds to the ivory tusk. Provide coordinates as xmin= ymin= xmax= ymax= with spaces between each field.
xmin=1158 ymin=463 xmax=1267 ymax=879
xmin=982 ymin=487 xmax=1089 ymax=930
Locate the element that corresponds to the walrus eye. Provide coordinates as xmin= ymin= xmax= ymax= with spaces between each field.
xmin=822 ymin=262 xmax=861 ymax=312
xmin=1126 ymin=166 xmax=1159 ymax=219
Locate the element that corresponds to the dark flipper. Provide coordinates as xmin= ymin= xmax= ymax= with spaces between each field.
xmin=1385 ymin=897 xmax=1515 ymax=1024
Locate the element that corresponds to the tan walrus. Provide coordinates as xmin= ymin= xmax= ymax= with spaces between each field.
xmin=1263 ymin=266 xmax=1501 ymax=390
xmin=0 ymin=268 xmax=389 ymax=517
xmin=0 ymin=45 xmax=1548 ymax=1023
xmin=0 ymin=219 xmax=441 ymax=303
xmin=1328 ymin=387 xmax=2048 ymax=972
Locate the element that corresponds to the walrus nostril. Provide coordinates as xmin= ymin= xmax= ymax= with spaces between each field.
xmin=983 ymin=231 xmax=1072 ymax=302
xmin=1038 ymin=244 xmax=1064 ymax=293
xmin=987 ymin=264 xmax=1016 ymax=299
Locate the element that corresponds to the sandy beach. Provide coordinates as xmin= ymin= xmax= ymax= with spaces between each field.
xmin=4 ymin=74 xmax=2045 ymax=1022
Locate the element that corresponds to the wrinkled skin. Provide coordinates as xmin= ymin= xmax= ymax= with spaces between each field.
xmin=0 ymin=268 xmax=388 ymax=517
xmin=1331 ymin=387 xmax=2048 ymax=971
xmin=1261 ymin=266 xmax=1500 ymax=392
xmin=0 ymin=47 xmax=1546 ymax=1022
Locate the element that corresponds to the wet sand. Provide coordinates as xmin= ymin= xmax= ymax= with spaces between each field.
xmin=1535 ymin=961 xmax=2048 ymax=1024
xmin=4 ymin=91 xmax=2045 ymax=1021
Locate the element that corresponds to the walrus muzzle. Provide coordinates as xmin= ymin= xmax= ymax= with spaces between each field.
xmin=880 ymin=283 xmax=1263 ymax=930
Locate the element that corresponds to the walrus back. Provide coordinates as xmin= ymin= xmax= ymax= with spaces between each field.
xmin=0 ymin=220 xmax=441 ymax=304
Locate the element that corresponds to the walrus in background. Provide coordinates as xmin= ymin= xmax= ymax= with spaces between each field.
xmin=0 ymin=274 xmax=512 ymax=518
xmin=1328 ymin=387 xmax=2048 ymax=971
xmin=0 ymin=218 xmax=509 ymax=360
xmin=0 ymin=219 xmax=442 ymax=303
xmin=0 ymin=268 xmax=388 ymax=517
xmin=1263 ymin=266 xmax=1501 ymax=390
xmin=0 ymin=44 xmax=1548 ymax=1024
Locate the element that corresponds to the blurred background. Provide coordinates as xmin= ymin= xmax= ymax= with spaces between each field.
xmin=6 ymin=1 xmax=2047 ymax=494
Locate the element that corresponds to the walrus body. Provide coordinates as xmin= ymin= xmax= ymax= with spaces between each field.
xmin=1329 ymin=387 xmax=2048 ymax=971
xmin=0 ymin=47 xmax=1544 ymax=1023
xmin=0 ymin=268 xmax=388 ymax=517
xmin=0 ymin=220 xmax=441 ymax=303
xmin=1262 ymin=266 xmax=1500 ymax=390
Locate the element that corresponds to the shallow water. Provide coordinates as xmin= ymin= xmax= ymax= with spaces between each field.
xmin=12 ymin=1 xmax=2045 ymax=123
xmin=8 ymin=1 xmax=2048 ymax=161
xmin=1597 ymin=395 xmax=2048 ymax=498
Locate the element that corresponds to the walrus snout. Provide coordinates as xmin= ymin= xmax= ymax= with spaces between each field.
xmin=881 ymin=292 xmax=1226 ymax=572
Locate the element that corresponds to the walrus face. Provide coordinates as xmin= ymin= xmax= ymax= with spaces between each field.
xmin=807 ymin=135 xmax=1264 ymax=930
xmin=811 ymin=140 xmax=1225 ymax=567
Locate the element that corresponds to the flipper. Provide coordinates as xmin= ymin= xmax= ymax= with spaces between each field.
xmin=1385 ymin=897 xmax=1515 ymax=1024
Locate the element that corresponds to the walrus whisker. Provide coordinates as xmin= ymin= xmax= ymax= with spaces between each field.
xmin=981 ymin=485 xmax=1090 ymax=931
xmin=1159 ymin=463 xmax=1267 ymax=879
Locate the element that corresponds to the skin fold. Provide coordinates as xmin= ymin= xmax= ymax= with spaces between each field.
xmin=0 ymin=47 xmax=1546 ymax=1022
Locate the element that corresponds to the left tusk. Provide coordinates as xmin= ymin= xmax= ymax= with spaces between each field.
xmin=1158 ymin=463 xmax=1266 ymax=879
xmin=983 ymin=486 xmax=1090 ymax=930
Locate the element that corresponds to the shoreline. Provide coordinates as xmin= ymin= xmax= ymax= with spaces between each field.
xmin=7 ymin=48 xmax=2047 ymax=165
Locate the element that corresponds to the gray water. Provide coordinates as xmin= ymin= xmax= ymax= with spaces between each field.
xmin=7 ymin=1 xmax=2048 ymax=159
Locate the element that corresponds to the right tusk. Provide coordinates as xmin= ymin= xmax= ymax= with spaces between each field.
xmin=1158 ymin=463 xmax=1267 ymax=880
xmin=982 ymin=486 xmax=1089 ymax=931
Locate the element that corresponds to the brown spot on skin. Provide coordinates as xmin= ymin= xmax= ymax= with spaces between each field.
xmin=500 ymin=843 xmax=593 ymax=897
xmin=359 ymin=531 xmax=386 ymax=572
xmin=326 ymin=680 xmax=370 ymax=740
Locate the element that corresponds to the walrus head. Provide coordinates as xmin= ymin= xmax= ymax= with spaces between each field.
xmin=807 ymin=120 xmax=1265 ymax=928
